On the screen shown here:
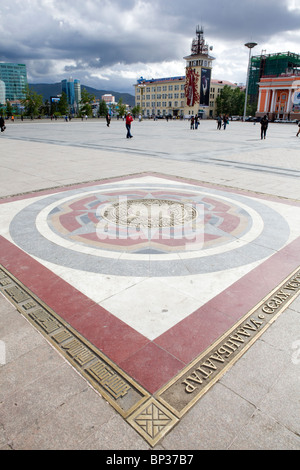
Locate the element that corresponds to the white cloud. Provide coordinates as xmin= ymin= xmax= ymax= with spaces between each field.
xmin=287 ymin=0 xmax=300 ymax=12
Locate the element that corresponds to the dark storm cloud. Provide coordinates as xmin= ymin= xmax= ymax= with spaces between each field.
xmin=159 ymin=0 xmax=300 ymax=41
xmin=0 ymin=0 xmax=183 ymax=65
xmin=0 ymin=0 xmax=299 ymax=92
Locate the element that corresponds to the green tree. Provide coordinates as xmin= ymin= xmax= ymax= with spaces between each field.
xmin=216 ymin=85 xmax=245 ymax=116
xmin=42 ymin=99 xmax=50 ymax=116
xmin=98 ymin=100 xmax=108 ymax=117
xmin=57 ymin=92 xmax=68 ymax=115
xmin=79 ymin=88 xmax=95 ymax=117
xmin=131 ymin=104 xmax=141 ymax=117
xmin=21 ymin=86 xmax=43 ymax=117
xmin=50 ymin=99 xmax=58 ymax=116
xmin=231 ymin=87 xmax=245 ymax=115
xmin=117 ymin=97 xmax=127 ymax=117
xmin=6 ymin=101 xmax=13 ymax=117
xmin=247 ymin=99 xmax=258 ymax=117
xmin=216 ymin=85 xmax=231 ymax=115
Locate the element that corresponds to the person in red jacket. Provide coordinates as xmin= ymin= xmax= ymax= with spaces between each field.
xmin=126 ymin=112 xmax=133 ymax=138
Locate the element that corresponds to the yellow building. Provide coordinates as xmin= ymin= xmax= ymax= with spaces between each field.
xmin=134 ymin=27 xmax=239 ymax=119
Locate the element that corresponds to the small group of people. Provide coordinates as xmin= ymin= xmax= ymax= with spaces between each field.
xmin=103 ymin=111 xmax=133 ymax=138
xmin=216 ymin=115 xmax=229 ymax=130
xmin=190 ymin=115 xmax=200 ymax=129
xmin=215 ymin=113 xmax=270 ymax=139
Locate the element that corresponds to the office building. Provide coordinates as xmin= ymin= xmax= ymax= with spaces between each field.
xmin=0 ymin=63 xmax=28 ymax=102
xmin=102 ymin=94 xmax=115 ymax=104
xmin=0 ymin=80 xmax=5 ymax=105
xmin=61 ymin=77 xmax=81 ymax=113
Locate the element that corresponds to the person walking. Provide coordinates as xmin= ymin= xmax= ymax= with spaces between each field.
xmin=223 ymin=114 xmax=228 ymax=130
xmin=217 ymin=115 xmax=222 ymax=130
xmin=195 ymin=115 xmax=199 ymax=129
xmin=0 ymin=115 xmax=5 ymax=133
xmin=106 ymin=113 xmax=111 ymax=127
xmin=296 ymin=120 xmax=300 ymax=137
xmin=190 ymin=115 xmax=195 ymax=129
xmin=260 ymin=114 xmax=268 ymax=139
xmin=126 ymin=112 xmax=133 ymax=138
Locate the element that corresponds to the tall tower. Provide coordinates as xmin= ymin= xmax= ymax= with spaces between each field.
xmin=74 ymin=79 xmax=81 ymax=113
xmin=183 ymin=26 xmax=215 ymax=117
xmin=61 ymin=77 xmax=76 ymax=113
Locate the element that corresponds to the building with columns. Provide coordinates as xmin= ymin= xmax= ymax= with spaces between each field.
xmin=249 ymin=51 xmax=300 ymax=104
xmin=256 ymin=73 xmax=300 ymax=120
xmin=250 ymin=51 xmax=300 ymax=120
xmin=134 ymin=27 xmax=239 ymax=119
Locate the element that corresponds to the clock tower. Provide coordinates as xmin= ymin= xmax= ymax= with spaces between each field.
xmin=183 ymin=26 xmax=215 ymax=117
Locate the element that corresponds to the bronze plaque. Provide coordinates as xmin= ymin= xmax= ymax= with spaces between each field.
xmin=157 ymin=269 xmax=300 ymax=417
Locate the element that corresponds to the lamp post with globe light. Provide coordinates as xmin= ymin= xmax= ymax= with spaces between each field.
xmin=243 ymin=41 xmax=257 ymax=121
xmin=137 ymin=81 xmax=146 ymax=120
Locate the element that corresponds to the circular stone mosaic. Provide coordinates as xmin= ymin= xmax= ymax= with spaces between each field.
xmin=102 ymin=199 xmax=198 ymax=228
xmin=44 ymin=189 xmax=254 ymax=254
xmin=9 ymin=182 xmax=290 ymax=276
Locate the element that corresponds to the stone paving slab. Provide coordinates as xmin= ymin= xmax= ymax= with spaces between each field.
xmin=0 ymin=119 xmax=299 ymax=451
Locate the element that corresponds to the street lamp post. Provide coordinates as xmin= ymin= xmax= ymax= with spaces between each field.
xmin=137 ymin=82 xmax=146 ymax=120
xmin=243 ymin=41 xmax=257 ymax=121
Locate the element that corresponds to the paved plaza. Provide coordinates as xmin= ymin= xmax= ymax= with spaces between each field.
xmin=0 ymin=117 xmax=300 ymax=451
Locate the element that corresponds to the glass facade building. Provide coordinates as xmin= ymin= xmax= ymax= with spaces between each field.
xmin=0 ymin=63 xmax=28 ymax=102
xmin=61 ymin=77 xmax=81 ymax=113
xmin=0 ymin=80 xmax=5 ymax=104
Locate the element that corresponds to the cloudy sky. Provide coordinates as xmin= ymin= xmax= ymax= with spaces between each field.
xmin=1 ymin=0 xmax=300 ymax=95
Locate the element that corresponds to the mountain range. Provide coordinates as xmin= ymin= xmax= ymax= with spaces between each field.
xmin=29 ymin=83 xmax=135 ymax=107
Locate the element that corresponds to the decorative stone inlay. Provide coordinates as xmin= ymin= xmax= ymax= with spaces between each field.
xmin=102 ymin=198 xmax=198 ymax=228
xmin=8 ymin=182 xmax=291 ymax=272
xmin=127 ymin=398 xmax=179 ymax=446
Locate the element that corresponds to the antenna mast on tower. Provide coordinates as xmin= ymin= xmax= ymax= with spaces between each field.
xmin=191 ymin=25 xmax=210 ymax=56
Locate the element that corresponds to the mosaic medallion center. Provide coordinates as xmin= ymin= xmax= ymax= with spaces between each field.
xmin=102 ymin=198 xmax=198 ymax=228
xmin=8 ymin=181 xmax=291 ymax=275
